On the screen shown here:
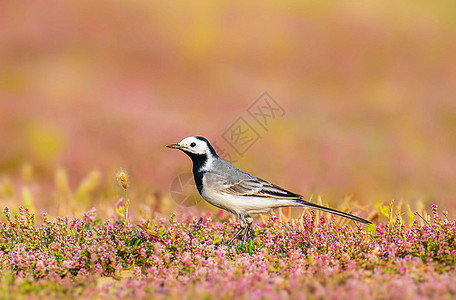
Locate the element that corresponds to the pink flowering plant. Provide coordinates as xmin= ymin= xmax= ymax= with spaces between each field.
xmin=1 ymin=202 xmax=456 ymax=298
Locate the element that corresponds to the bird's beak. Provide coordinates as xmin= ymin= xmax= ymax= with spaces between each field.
xmin=166 ymin=143 xmax=182 ymax=149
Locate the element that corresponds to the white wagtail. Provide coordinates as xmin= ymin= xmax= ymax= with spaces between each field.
xmin=167 ymin=136 xmax=372 ymax=244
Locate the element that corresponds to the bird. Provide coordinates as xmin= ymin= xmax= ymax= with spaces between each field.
xmin=167 ymin=136 xmax=372 ymax=244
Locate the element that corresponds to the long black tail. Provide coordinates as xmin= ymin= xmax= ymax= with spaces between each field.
xmin=296 ymin=200 xmax=372 ymax=224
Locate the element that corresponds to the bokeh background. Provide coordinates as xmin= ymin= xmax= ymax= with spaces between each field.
xmin=1 ymin=1 xmax=455 ymax=219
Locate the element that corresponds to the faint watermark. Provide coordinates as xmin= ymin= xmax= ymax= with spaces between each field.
xmin=170 ymin=92 xmax=285 ymax=206
xmin=222 ymin=116 xmax=261 ymax=155
xmin=169 ymin=172 xmax=201 ymax=207
xmin=248 ymin=92 xmax=285 ymax=131
xmin=211 ymin=140 xmax=238 ymax=165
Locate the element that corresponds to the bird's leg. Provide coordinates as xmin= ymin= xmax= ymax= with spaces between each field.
xmin=227 ymin=216 xmax=247 ymax=246
xmin=227 ymin=226 xmax=244 ymax=245
xmin=242 ymin=215 xmax=253 ymax=242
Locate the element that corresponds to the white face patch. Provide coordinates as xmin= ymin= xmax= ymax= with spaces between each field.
xmin=173 ymin=136 xmax=218 ymax=172
xmin=178 ymin=137 xmax=209 ymax=155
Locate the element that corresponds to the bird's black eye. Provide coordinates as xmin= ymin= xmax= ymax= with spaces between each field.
xmin=190 ymin=142 xmax=196 ymax=147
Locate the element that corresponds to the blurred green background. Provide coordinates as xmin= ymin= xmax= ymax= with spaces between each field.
xmin=1 ymin=1 xmax=455 ymax=218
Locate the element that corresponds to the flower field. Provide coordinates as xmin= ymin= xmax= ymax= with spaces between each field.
xmin=1 ymin=187 xmax=455 ymax=299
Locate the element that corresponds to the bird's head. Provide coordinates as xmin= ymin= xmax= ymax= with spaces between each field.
xmin=166 ymin=136 xmax=218 ymax=157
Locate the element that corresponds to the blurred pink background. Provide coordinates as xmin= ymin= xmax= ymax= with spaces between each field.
xmin=1 ymin=1 xmax=455 ymax=216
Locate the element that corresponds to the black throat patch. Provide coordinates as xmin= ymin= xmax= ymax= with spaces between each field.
xmin=182 ymin=152 xmax=208 ymax=195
